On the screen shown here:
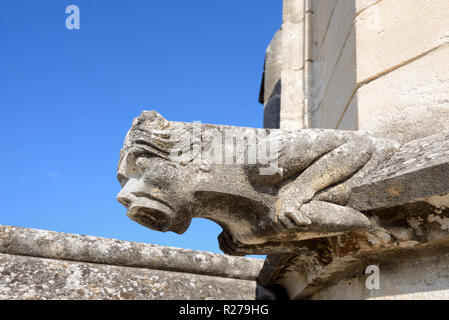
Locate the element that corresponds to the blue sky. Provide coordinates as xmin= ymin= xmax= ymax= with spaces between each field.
xmin=0 ymin=1 xmax=281 ymax=256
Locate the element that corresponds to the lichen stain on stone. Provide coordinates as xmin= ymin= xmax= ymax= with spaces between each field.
xmin=76 ymin=289 xmax=85 ymax=296
xmin=387 ymin=185 xmax=403 ymax=197
xmin=89 ymin=283 xmax=100 ymax=294
xmin=0 ymin=227 xmax=11 ymax=251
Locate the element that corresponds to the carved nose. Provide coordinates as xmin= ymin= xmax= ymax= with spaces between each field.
xmin=117 ymin=178 xmax=142 ymax=208
xmin=117 ymin=179 xmax=136 ymax=209
xmin=117 ymin=189 xmax=133 ymax=208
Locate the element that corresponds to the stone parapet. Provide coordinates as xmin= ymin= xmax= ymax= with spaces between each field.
xmin=0 ymin=225 xmax=264 ymax=300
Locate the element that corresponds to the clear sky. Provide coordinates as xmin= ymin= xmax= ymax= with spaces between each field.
xmin=0 ymin=1 xmax=281 ymax=256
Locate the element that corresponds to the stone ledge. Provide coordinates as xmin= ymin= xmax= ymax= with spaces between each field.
xmin=0 ymin=225 xmax=263 ymax=281
xmin=349 ymin=130 xmax=449 ymax=211
xmin=0 ymin=253 xmax=257 ymax=300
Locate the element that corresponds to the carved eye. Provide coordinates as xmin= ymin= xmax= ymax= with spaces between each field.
xmin=135 ymin=156 xmax=152 ymax=170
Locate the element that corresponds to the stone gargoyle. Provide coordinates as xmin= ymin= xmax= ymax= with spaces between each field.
xmin=116 ymin=111 xmax=400 ymax=255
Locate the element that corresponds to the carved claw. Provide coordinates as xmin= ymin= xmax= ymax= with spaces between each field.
xmin=274 ymin=205 xmax=312 ymax=231
xmin=273 ymin=200 xmax=372 ymax=233
xmin=285 ymin=210 xmax=312 ymax=226
xmin=275 ymin=187 xmax=315 ymax=229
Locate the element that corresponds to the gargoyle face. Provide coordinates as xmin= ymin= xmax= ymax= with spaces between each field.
xmin=116 ymin=148 xmax=193 ymax=234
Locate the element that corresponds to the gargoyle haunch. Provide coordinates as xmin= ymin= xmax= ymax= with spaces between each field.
xmin=117 ymin=111 xmax=399 ymax=255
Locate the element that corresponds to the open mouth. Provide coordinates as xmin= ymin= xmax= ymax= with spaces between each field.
xmin=127 ymin=196 xmax=175 ymax=232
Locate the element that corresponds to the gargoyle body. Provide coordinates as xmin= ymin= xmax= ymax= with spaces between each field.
xmin=117 ymin=111 xmax=399 ymax=255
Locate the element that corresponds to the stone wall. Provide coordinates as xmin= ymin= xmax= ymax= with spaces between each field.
xmin=0 ymin=225 xmax=263 ymax=300
xmin=261 ymin=0 xmax=449 ymax=142
xmin=257 ymin=0 xmax=449 ymax=300
xmin=336 ymin=0 xmax=449 ymax=142
xmin=310 ymin=0 xmax=379 ymax=130
xmin=261 ymin=0 xmax=307 ymax=130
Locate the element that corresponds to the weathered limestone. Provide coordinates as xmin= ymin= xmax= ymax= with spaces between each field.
xmin=312 ymin=27 xmax=356 ymax=129
xmin=0 ymin=225 xmax=263 ymax=300
xmin=257 ymin=0 xmax=449 ymax=299
xmin=0 ymin=253 xmax=258 ymax=300
xmin=310 ymin=0 xmax=384 ymax=129
xmin=261 ymin=0 xmax=306 ymax=130
xmin=116 ymin=111 xmax=449 ymax=253
xmin=356 ymin=44 xmax=449 ymax=143
xmin=116 ymin=112 xmax=449 ymax=300
xmin=116 ymin=111 xmax=405 ymax=256
xmin=311 ymin=0 xmax=356 ymax=126
xmin=261 ymin=30 xmax=282 ymax=129
xmin=258 ymin=192 xmax=449 ymax=299
xmin=280 ymin=0 xmax=305 ymax=131
xmin=260 ymin=235 xmax=449 ymax=300
xmin=309 ymin=242 xmax=449 ymax=300
xmin=355 ymin=0 xmax=449 ymax=83
xmin=262 ymin=0 xmax=449 ymax=141
xmin=348 ymin=130 xmax=449 ymax=210
xmin=257 ymin=130 xmax=449 ymax=299
xmin=353 ymin=0 xmax=449 ymax=138
xmin=5 ymin=0 xmax=448 ymax=301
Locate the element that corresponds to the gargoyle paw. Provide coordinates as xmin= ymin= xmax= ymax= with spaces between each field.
xmin=274 ymin=191 xmax=313 ymax=230
xmin=274 ymin=203 xmax=312 ymax=230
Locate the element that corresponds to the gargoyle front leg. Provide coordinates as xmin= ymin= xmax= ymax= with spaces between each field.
xmin=274 ymin=132 xmax=375 ymax=229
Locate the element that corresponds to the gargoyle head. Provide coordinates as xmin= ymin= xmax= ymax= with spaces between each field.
xmin=117 ymin=111 xmax=378 ymax=255
xmin=116 ymin=111 xmax=198 ymax=234
xmin=116 ymin=111 xmax=280 ymax=245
